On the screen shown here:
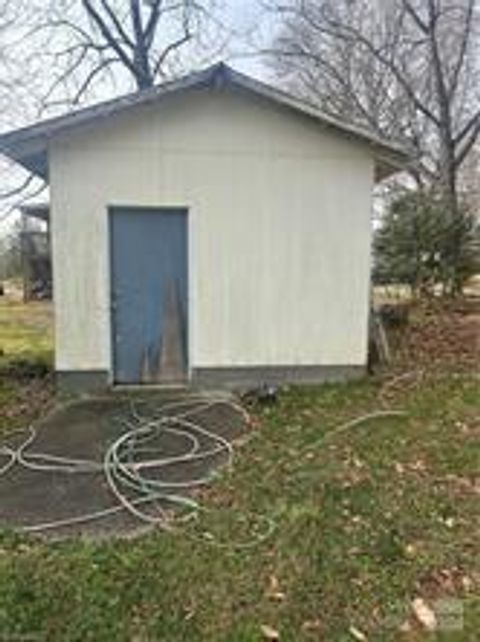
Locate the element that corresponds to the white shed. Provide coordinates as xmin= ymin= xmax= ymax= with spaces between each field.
xmin=0 ymin=63 xmax=406 ymax=391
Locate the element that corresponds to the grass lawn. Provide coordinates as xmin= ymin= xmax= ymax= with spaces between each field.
xmin=0 ymin=298 xmax=53 ymax=364
xmin=0 ymin=298 xmax=479 ymax=640
xmin=0 ymin=298 xmax=54 ymax=434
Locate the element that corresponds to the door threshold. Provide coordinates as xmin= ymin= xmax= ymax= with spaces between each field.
xmin=112 ymin=382 xmax=189 ymax=392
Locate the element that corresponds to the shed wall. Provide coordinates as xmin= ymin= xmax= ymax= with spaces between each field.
xmin=49 ymin=87 xmax=374 ymax=378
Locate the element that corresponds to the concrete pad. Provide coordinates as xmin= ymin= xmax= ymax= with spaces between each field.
xmin=0 ymin=393 xmax=246 ymax=539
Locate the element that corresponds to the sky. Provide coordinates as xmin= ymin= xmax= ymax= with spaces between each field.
xmin=221 ymin=0 xmax=274 ymax=76
xmin=223 ymin=0 xmax=265 ymax=36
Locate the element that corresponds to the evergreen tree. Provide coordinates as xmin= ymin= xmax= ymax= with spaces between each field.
xmin=373 ymin=191 xmax=480 ymax=296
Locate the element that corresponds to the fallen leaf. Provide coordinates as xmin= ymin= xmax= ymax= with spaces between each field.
xmin=266 ymin=575 xmax=286 ymax=602
xmin=404 ymin=543 xmax=417 ymax=558
xmin=349 ymin=625 xmax=367 ymax=641
xmin=202 ymin=531 xmax=215 ymax=541
xmin=409 ymin=459 xmax=427 ymax=472
xmin=462 ymin=576 xmax=473 ymax=591
xmin=261 ymin=624 xmax=280 ymax=640
xmin=302 ymin=619 xmax=322 ymax=632
xmin=268 ymin=575 xmax=280 ymax=591
xmin=412 ymin=597 xmax=437 ymax=631
xmin=399 ymin=620 xmax=411 ymax=633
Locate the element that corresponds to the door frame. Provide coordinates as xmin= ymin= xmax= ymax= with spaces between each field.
xmin=107 ymin=205 xmax=191 ymax=386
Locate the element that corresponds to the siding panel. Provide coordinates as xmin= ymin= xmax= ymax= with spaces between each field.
xmin=49 ymin=89 xmax=374 ymax=374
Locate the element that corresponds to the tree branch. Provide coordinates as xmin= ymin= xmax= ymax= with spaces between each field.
xmin=82 ymin=0 xmax=137 ymax=77
xmin=71 ymin=56 xmax=119 ymax=104
xmin=455 ymin=116 xmax=480 ymax=168
xmin=0 ymin=180 xmax=48 ymax=224
xmin=448 ymin=0 xmax=476 ymax=99
xmin=402 ymin=0 xmax=429 ymax=34
xmin=454 ymin=109 xmax=480 ymax=145
xmin=144 ymin=0 xmax=164 ymax=47
xmin=153 ymin=30 xmax=191 ymax=78
xmin=99 ymin=0 xmax=134 ymax=49
xmin=152 ymin=5 xmax=192 ymax=78
xmin=0 ymin=173 xmax=35 ymax=200
xmin=129 ymin=0 xmax=152 ymax=87
xmin=310 ymin=5 xmax=442 ymax=127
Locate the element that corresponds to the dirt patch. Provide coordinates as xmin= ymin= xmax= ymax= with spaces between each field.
xmin=0 ymin=393 xmax=247 ymax=539
xmin=391 ymin=298 xmax=480 ymax=373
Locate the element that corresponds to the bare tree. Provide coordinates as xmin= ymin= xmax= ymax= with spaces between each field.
xmin=0 ymin=0 xmax=221 ymax=221
xmin=83 ymin=0 xmax=195 ymax=89
xmin=268 ymin=1 xmax=480 ymax=197
xmin=31 ymin=0 xmax=219 ymax=107
xmin=0 ymin=1 xmax=48 ymax=222
xmin=267 ymin=0 xmax=480 ymax=291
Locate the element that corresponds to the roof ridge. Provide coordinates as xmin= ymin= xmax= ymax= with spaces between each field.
xmin=0 ymin=61 xmax=409 ymax=180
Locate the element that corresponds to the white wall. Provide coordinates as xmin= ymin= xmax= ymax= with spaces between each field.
xmin=49 ymin=87 xmax=374 ymax=375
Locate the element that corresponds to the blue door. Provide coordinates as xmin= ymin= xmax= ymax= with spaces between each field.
xmin=110 ymin=207 xmax=188 ymax=384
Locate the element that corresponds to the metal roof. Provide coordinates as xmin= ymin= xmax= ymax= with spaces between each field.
xmin=20 ymin=203 xmax=50 ymax=222
xmin=0 ymin=62 xmax=410 ymax=180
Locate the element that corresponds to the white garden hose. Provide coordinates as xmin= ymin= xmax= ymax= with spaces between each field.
xmin=0 ymin=393 xmax=407 ymax=545
xmin=0 ymin=395 xmax=250 ymax=535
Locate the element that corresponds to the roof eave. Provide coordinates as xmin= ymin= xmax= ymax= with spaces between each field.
xmin=1 ymin=138 xmax=49 ymax=180
xmin=374 ymin=149 xmax=411 ymax=182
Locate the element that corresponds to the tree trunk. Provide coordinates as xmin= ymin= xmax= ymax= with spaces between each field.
xmin=130 ymin=0 xmax=154 ymax=90
xmin=438 ymin=141 xmax=463 ymax=296
xmin=133 ymin=56 xmax=154 ymax=89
